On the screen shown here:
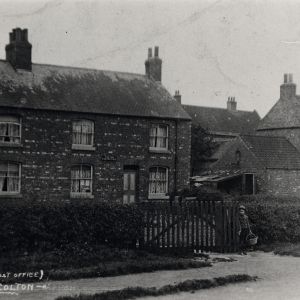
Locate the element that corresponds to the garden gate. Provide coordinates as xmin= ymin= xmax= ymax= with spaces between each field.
xmin=139 ymin=198 xmax=239 ymax=253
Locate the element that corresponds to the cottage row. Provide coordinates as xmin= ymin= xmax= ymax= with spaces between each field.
xmin=0 ymin=28 xmax=190 ymax=202
xmin=2 ymin=27 xmax=300 ymax=200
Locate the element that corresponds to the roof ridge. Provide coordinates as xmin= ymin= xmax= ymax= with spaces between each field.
xmin=0 ymin=59 xmax=146 ymax=78
xmin=182 ymin=104 xmax=256 ymax=114
xmin=241 ymin=134 xmax=288 ymax=139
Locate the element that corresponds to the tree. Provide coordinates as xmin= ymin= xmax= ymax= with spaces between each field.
xmin=191 ymin=124 xmax=214 ymax=176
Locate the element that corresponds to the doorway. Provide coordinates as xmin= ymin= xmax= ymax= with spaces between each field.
xmin=244 ymin=173 xmax=255 ymax=195
xmin=123 ymin=166 xmax=138 ymax=204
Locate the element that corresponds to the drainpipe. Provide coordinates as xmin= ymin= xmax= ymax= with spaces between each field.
xmin=174 ymin=119 xmax=178 ymax=199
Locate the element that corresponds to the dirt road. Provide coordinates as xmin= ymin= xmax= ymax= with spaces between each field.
xmin=1 ymin=252 xmax=300 ymax=300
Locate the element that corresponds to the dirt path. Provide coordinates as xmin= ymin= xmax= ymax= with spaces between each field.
xmin=1 ymin=251 xmax=300 ymax=300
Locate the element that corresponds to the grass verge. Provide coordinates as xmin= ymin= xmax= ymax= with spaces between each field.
xmin=259 ymin=242 xmax=300 ymax=257
xmin=56 ymin=274 xmax=257 ymax=300
xmin=0 ymin=247 xmax=211 ymax=283
xmin=46 ymin=258 xmax=211 ymax=282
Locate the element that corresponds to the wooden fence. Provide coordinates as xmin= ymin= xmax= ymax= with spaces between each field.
xmin=139 ymin=198 xmax=239 ymax=253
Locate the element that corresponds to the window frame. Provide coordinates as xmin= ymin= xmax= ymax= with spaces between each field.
xmin=0 ymin=162 xmax=21 ymax=195
xmin=149 ymin=123 xmax=169 ymax=152
xmin=72 ymin=119 xmax=95 ymax=150
xmin=70 ymin=164 xmax=94 ymax=198
xmin=0 ymin=115 xmax=22 ymax=145
xmin=148 ymin=166 xmax=169 ymax=199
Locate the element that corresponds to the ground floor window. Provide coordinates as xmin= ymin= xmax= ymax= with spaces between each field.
xmin=0 ymin=162 xmax=21 ymax=194
xmin=149 ymin=166 xmax=168 ymax=198
xmin=71 ymin=165 xmax=93 ymax=197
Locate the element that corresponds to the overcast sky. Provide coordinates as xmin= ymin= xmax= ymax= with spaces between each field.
xmin=1 ymin=0 xmax=300 ymax=117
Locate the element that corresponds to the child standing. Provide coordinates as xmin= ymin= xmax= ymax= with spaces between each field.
xmin=237 ymin=205 xmax=250 ymax=255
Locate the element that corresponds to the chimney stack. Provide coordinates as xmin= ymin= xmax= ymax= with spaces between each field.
xmin=280 ymin=73 xmax=296 ymax=99
xmin=5 ymin=28 xmax=32 ymax=71
xmin=227 ymin=96 xmax=237 ymax=111
xmin=145 ymin=46 xmax=162 ymax=82
xmin=174 ymin=90 xmax=181 ymax=104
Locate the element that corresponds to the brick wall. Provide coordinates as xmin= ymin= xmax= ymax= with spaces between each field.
xmin=175 ymin=120 xmax=191 ymax=191
xmin=262 ymin=169 xmax=300 ymax=197
xmin=210 ymin=137 xmax=300 ymax=196
xmin=0 ymin=107 xmax=191 ymax=202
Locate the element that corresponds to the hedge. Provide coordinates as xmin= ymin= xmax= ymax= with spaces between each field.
xmin=237 ymin=195 xmax=300 ymax=244
xmin=0 ymin=200 xmax=144 ymax=254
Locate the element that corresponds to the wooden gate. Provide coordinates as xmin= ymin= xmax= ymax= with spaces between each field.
xmin=139 ymin=199 xmax=239 ymax=253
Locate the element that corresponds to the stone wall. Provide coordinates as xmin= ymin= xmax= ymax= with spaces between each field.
xmin=0 ymin=107 xmax=191 ymax=202
xmin=262 ymin=169 xmax=300 ymax=197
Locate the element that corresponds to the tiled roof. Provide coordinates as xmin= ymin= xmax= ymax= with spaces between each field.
xmin=182 ymin=104 xmax=260 ymax=134
xmin=0 ymin=60 xmax=190 ymax=120
xmin=241 ymin=135 xmax=300 ymax=169
xmin=257 ymin=96 xmax=300 ymax=130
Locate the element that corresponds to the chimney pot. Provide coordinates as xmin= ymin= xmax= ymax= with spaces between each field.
xmin=145 ymin=46 xmax=162 ymax=82
xmin=5 ymin=27 xmax=32 ymax=70
xmin=22 ymin=29 xmax=28 ymax=42
xmin=154 ymin=46 xmax=159 ymax=57
xmin=280 ymin=73 xmax=296 ymax=99
xmin=227 ymin=96 xmax=237 ymax=111
xmin=174 ymin=90 xmax=181 ymax=104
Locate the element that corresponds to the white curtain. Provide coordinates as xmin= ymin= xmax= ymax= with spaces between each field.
xmin=149 ymin=167 xmax=167 ymax=194
xmin=150 ymin=126 xmax=157 ymax=147
xmin=72 ymin=120 xmax=94 ymax=145
xmin=71 ymin=165 xmax=92 ymax=193
xmin=150 ymin=125 xmax=167 ymax=148
xmin=0 ymin=163 xmax=19 ymax=192
xmin=0 ymin=163 xmax=6 ymax=192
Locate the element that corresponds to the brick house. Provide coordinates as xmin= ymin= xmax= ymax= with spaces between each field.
xmin=181 ymin=96 xmax=260 ymax=143
xmin=177 ymin=95 xmax=260 ymax=173
xmin=203 ymin=135 xmax=300 ymax=196
xmin=257 ymin=74 xmax=300 ymax=152
xmin=0 ymin=28 xmax=191 ymax=203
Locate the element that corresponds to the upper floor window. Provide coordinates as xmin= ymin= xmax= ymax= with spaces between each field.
xmin=0 ymin=162 xmax=21 ymax=194
xmin=149 ymin=166 xmax=168 ymax=199
xmin=72 ymin=120 xmax=94 ymax=148
xmin=150 ymin=124 xmax=168 ymax=150
xmin=0 ymin=116 xmax=21 ymax=144
xmin=71 ymin=164 xmax=93 ymax=198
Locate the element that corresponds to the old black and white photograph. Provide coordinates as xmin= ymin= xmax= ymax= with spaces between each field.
xmin=0 ymin=0 xmax=300 ymax=299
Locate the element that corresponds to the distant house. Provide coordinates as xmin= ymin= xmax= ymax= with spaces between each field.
xmin=182 ymin=97 xmax=260 ymax=142
xmin=177 ymin=95 xmax=260 ymax=173
xmin=0 ymin=28 xmax=191 ymax=202
xmin=257 ymin=74 xmax=300 ymax=152
xmin=196 ymin=135 xmax=300 ymax=196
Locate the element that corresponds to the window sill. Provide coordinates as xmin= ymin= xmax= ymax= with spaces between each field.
xmin=0 ymin=193 xmax=22 ymax=198
xmin=149 ymin=148 xmax=170 ymax=154
xmin=70 ymin=193 xmax=94 ymax=199
xmin=72 ymin=145 xmax=96 ymax=151
xmin=148 ymin=194 xmax=170 ymax=200
xmin=0 ymin=142 xmax=23 ymax=148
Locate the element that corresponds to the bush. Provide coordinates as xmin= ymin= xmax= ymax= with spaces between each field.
xmin=0 ymin=200 xmax=143 ymax=255
xmin=177 ymin=186 xmax=225 ymax=202
xmin=237 ymin=195 xmax=300 ymax=244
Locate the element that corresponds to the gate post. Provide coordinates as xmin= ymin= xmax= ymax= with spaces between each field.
xmin=214 ymin=200 xmax=224 ymax=252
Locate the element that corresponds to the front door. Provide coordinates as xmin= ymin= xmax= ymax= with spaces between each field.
xmin=123 ymin=170 xmax=137 ymax=204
